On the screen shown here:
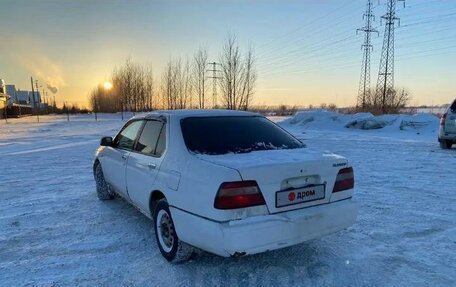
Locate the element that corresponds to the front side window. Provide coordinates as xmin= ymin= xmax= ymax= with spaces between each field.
xmin=135 ymin=120 xmax=165 ymax=156
xmin=181 ymin=116 xmax=303 ymax=155
xmin=116 ymin=120 xmax=143 ymax=150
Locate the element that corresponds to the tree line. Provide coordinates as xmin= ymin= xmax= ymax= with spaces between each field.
xmin=89 ymin=35 xmax=256 ymax=113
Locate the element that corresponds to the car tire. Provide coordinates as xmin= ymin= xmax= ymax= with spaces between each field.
xmin=153 ymin=199 xmax=195 ymax=263
xmin=94 ymin=161 xmax=116 ymax=200
xmin=439 ymin=140 xmax=453 ymax=149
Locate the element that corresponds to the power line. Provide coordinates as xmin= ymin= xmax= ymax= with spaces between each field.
xmin=256 ymin=1 xmax=354 ymax=52
xmin=257 ymin=5 xmax=365 ymax=60
xmin=259 ymin=46 xmax=456 ymax=79
xmin=262 ymin=13 xmax=456 ymax=71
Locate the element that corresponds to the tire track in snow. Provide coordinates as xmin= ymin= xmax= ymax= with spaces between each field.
xmin=0 ymin=140 xmax=97 ymax=156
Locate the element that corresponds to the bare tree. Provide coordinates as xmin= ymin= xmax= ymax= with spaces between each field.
xmin=388 ymin=88 xmax=411 ymax=113
xmin=160 ymin=58 xmax=193 ymax=110
xmin=192 ymin=48 xmax=208 ymax=109
xmin=92 ymin=58 xmax=156 ymax=114
xmin=219 ymin=35 xmax=241 ymax=110
xmin=144 ymin=65 xmax=155 ymax=110
xmin=219 ymin=35 xmax=257 ymax=110
xmin=180 ymin=58 xmax=192 ymax=109
xmin=240 ymin=45 xmax=256 ymax=110
xmin=359 ymin=87 xmax=411 ymax=114
xmin=161 ymin=60 xmax=174 ymax=109
xmin=89 ymin=85 xmax=117 ymax=113
xmin=90 ymin=39 xmax=258 ymax=113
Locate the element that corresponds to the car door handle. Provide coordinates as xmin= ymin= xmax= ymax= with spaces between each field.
xmin=147 ymin=163 xmax=157 ymax=169
xmin=121 ymin=154 xmax=128 ymax=160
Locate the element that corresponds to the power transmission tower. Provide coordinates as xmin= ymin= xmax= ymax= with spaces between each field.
xmin=357 ymin=0 xmax=378 ymax=110
xmin=207 ymin=62 xmax=222 ymax=108
xmin=375 ymin=0 xmax=404 ymax=114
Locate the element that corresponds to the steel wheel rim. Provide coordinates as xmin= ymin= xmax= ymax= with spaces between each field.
xmin=156 ymin=209 xmax=174 ymax=253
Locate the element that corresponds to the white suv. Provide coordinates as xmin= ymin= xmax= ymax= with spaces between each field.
xmin=439 ymin=99 xmax=456 ymax=149
xmin=93 ymin=110 xmax=358 ymax=262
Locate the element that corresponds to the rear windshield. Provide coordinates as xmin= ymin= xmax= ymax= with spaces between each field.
xmin=181 ymin=116 xmax=304 ymax=155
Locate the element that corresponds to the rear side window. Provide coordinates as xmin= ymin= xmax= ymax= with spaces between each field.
xmin=135 ymin=120 xmax=165 ymax=156
xmin=116 ymin=120 xmax=143 ymax=150
xmin=181 ymin=116 xmax=303 ymax=155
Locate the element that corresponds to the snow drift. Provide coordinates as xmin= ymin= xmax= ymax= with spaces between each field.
xmin=281 ymin=109 xmax=440 ymax=138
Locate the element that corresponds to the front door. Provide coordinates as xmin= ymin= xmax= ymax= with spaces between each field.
xmin=102 ymin=120 xmax=144 ymax=197
xmin=126 ymin=120 xmax=166 ymax=213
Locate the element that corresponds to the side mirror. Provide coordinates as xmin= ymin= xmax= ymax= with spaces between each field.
xmin=100 ymin=136 xmax=113 ymax=146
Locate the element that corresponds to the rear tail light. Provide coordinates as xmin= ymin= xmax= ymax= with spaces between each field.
xmin=332 ymin=167 xmax=354 ymax=193
xmin=440 ymin=113 xmax=447 ymax=126
xmin=214 ymin=180 xmax=266 ymax=209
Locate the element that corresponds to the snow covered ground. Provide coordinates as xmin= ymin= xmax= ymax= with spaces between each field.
xmin=0 ymin=112 xmax=455 ymax=286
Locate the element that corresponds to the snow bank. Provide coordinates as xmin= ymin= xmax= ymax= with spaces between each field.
xmin=282 ymin=110 xmax=439 ymax=137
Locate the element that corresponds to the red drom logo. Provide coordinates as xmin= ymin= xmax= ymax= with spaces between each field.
xmin=288 ymin=192 xmax=296 ymax=201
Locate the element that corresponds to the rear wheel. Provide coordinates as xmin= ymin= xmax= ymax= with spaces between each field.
xmin=153 ymin=199 xmax=195 ymax=263
xmin=439 ymin=140 xmax=453 ymax=149
xmin=94 ymin=162 xmax=116 ymax=200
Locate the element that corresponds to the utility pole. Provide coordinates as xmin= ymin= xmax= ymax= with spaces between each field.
xmin=207 ymin=62 xmax=222 ymax=108
xmin=30 ymin=76 xmax=39 ymax=123
xmin=375 ymin=0 xmax=404 ymax=114
xmin=35 ymin=80 xmax=41 ymax=117
xmin=35 ymin=80 xmax=40 ymax=104
xmin=357 ymin=0 xmax=378 ymax=110
xmin=45 ymin=90 xmax=49 ymax=114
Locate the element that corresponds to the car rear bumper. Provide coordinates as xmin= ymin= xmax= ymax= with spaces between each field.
xmin=171 ymin=199 xmax=358 ymax=257
xmin=439 ymin=128 xmax=456 ymax=141
xmin=439 ymin=134 xmax=456 ymax=141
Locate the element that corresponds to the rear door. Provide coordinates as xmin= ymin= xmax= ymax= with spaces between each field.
xmin=126 ymin=119 xmax=166 ymax=212
xmin=102 ymin=120 xmax=144 ymax=197
xmin=444 ymin=100 xmax=456 ymax=134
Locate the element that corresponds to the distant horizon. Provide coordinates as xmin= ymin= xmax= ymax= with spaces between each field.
xmin=1 ymin=0 xmax=455 ymax=108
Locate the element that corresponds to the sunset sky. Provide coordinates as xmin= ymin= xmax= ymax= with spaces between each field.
xmin=0 ymin=0 xmax=455 ymax=108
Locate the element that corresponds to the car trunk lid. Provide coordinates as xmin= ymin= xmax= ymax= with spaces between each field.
xmin=197 ymin=148 xmax=348 ymax=213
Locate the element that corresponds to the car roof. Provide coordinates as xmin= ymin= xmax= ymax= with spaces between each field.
xmin=133 ymin=109 xmax=260 ymax=120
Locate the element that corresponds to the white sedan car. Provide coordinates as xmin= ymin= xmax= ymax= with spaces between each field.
xmin=93 ymin=110 xmax=358 ymax=262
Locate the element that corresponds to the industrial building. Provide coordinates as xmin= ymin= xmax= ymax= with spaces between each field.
xmin=0 ymin=78 xmax=41 ymax=118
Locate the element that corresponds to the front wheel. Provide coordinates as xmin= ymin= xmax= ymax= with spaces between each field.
xmin=153 ymin=199 xmax=195 ymax=263
xmin=440 ymin=140 xmax=453 ymax=149
xmin=94 ymin=162 xmax=116 ymax=200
